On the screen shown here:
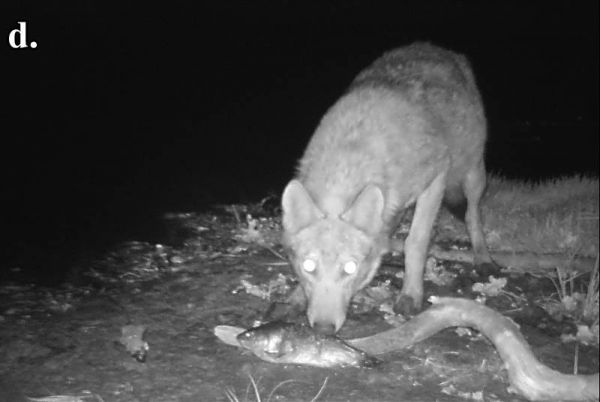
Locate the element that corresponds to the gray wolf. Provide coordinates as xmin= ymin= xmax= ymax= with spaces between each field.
xmin=281 ymin=42 xmax=493 ymax=334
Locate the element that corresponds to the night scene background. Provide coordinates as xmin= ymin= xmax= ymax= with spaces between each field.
xmin=2 ymin=1 xmax=598 ymax=285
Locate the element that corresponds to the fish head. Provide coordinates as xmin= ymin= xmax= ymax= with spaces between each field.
xmin=282 ymin=181 xmax=388 ymax=334
xmin=236 ymin=322 xmax=292 ymax=358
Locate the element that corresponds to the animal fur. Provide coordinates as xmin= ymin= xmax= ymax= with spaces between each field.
xmin=282 ymin=42 xmax=492 ymax=333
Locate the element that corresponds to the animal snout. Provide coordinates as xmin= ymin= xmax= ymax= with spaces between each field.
xmin=306 ymin=282 xmax=349 ymax=333
xmin=307 ymin=306 xmax=346 ymax=334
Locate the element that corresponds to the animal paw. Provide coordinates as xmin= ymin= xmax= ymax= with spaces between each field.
xmin=393 ymin=293 xmax=422 ymax=317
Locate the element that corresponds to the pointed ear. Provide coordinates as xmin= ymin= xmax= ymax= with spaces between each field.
xmin=281 ymin=180 xmax=324 ymax=234
xmin=341 ymin=184 xmax=385 ymax=235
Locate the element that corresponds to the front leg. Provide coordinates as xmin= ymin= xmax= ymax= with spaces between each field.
xmin=396 ymin=172 xmax=446 ymax=315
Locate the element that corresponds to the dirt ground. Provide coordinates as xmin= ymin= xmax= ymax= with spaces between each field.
xmin=0 ymin=210 xmax=598 ymax=402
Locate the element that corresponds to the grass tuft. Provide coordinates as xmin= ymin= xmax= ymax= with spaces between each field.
xmin=225 ymin=375 xmax=329 ymax=402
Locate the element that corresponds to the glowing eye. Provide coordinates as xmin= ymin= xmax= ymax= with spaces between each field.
xmin=343 ymin=261 xmax=358 ymax=274
xmin=302 ymin=259 xmax=317 ymax=272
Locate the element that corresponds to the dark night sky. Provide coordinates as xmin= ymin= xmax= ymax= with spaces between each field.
xmin=1 ymin=1 xmax=598 ymax=282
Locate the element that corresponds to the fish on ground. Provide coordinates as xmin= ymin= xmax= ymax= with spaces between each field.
xmin=236 ymin=321 xmax=380 ymax=368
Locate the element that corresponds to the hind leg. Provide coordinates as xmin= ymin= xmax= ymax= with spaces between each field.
xmin=463 ymin=160 xmax=498 ymax=275
xmin=389 ymin=209 xmax=411 ymax=253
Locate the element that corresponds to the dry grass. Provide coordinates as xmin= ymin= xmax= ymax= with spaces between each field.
xmin=225 ymin=375 xmax=329 ymax=402
xmin=437 ymin=175 xmax=599 ymax=257
xmin=535 ymin=255 xmax=599 ymax=346
xmin=582 ymin=255 xmax=599 ymax=327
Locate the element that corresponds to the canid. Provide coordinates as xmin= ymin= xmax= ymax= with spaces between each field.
xmin=281 ymin=42 xmax=493 ymax=334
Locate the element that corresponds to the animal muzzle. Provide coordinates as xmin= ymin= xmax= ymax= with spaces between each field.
xmin=306 ymin=282 xmax=349 ymax=335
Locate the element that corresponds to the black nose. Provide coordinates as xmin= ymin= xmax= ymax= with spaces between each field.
xmin=312 ymin=321 xmax=336 ymax=335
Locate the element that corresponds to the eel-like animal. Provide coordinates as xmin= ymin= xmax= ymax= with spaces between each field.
xmin=214 ymin=297 xmax=599 ymax=401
